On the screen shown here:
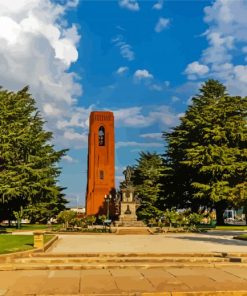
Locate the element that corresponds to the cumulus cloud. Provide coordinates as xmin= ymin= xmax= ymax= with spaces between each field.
xmin=114 ymin=107 xmax=148 ymax=127
xmin=119 ymin=0 xmax=140 ymax=11
xmin=153 ymin=0 xmax=164 ymax=10
xmin=184 ymin=0 xmax=247 ymax=96
xmin=185 ymin=61 xmax=209 ymax=80
xmin=171 ymin=96 xmax=180 ymax=103
xmin=114 ymin=105 xmax=180 ymax=128
xmin=149 ymin=84 xmax=163 ymax=91
xmin=140 ymin=133 xmax=162 ymax=140
xmin=134 ymin=69 xmax=153 ymax=80
xmin=0 ymin=0 xmax=86 ymax=149
xmin=155 ymin=17 xmax=170 ymax=33
xmin=62 ymin=155 xmax=78 ymax=164
xmin=112 ymin=35 xmax=135 ymax=61
xmin=116 ymin=66 xmax=129 ymax=75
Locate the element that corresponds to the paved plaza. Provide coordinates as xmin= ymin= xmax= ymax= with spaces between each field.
xmin=1 ymin=266 xmax=247 ymax=295
xmin=49 ymin=231 xmax=247 ymax=254
xmin=1 ymin=231 xmax=247 ymax=295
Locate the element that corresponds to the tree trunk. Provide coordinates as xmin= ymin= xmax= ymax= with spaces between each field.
xmin=215 ymin=201 xmax=227 ymax=226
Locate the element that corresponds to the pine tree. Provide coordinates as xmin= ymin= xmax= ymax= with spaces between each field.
xmin=0 ymin=87 xmax=68 ymax=223
xmin=164 ymin=80 xmax=247 ymax=224
xmin=130 ymin=152 xmax=164 ymax=222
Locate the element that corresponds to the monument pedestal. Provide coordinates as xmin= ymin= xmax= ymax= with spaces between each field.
xmin=115 ymin=186 xmax=145 ymax=227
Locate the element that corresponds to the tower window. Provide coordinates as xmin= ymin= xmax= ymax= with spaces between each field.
xmin=98 ymin=126 xmax=105 ymax=146
xmin=100 ymin=170 xmax=104 ymax=180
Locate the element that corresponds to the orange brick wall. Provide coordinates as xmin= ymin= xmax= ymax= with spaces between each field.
xmin=86 ymin=111 xmax=115 ymax=216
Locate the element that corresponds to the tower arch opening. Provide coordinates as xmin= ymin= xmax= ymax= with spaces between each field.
xmin=98 ymin=126 xmax=105 ymax=146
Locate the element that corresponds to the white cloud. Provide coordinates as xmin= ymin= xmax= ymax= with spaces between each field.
xmin=164 ymin=80 xmax=170 ymax=87
xmin=184 ymin=0 xmax=247 ymax=96
xmin=134 ymin=69 xmax=153 ymax=80
xmin=112 ymin=35 xmax=135 ymax=61
xmin=119 ymin=0 xmax=140 ymax=11
xmin=114 ymin=107 xmax=148 ymax=127
xmin=114 ymin=105 xmax=179 ymax=128
xmin=140 ymin=133 xmax=162 ymax=140
xmin=153 ymin=0 xmax=163 ymax=10
xmin=185 ymin=61 xmax=209 ymax=80
xmin=171 ymin=96 xmax=180 ymax=103
xmin=149 ymin=84 xmax=163 ymax=91
xmin=116 ymin=141 xmax=163 ymax=148
xmin=62 ymin=155 xmax=78 ymax=164
xmin=155 ymin=17 xmax=170 ymax=33
xmin=116 ymin=66 xmax=129 ymax=75
xmin=63 ymin=129 xmax=88 ymax=149
xmin=0 ymin=0 xmax=86 ymax=149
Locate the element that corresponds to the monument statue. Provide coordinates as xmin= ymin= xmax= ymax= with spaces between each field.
xmin=115 ymin=165 xmax=144 ymax=227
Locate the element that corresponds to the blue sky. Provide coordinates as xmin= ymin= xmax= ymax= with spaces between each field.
xmin=1 ymin=0 xmax=247 ymax=207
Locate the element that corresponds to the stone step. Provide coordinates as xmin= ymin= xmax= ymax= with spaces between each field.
xmin=1 ymin=261 xmax=247 ymax=271
xmin=14 ymin=256 xmax=230 ymax=264
xmin=31 ymin=252 xmax=223 ymax=258
xmin=116 ymin=228 xmax=151 ymax=235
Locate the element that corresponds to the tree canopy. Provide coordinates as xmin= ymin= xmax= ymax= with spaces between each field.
xmin=163 ymin=80 xmax=247 ymax=224
xmin=0 ymin=87 xmax=68 ymax=223
xmin=127 ymin=151 xmax=165 ymax=222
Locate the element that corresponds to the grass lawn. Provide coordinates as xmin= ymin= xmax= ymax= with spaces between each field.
xmin=3 ymin=224 xmax=51 ymax=232
xmin=233 ymin=234 xmax=247 ymax=241
xmin=0 ymin=234 xmax=55 ymax=254
xmin=1 ymin=224 xmax=62 ymax=232
xmin=215 ymin=225 xmax=247 ymax=231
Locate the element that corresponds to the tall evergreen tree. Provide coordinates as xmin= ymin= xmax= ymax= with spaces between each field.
xmin=164 ymin=80 xmax=247 ymax=224
xmin=0 ymin=87 xmax=68 ymax=223
xmin=129 ymin=152 xmax=164 ymax=222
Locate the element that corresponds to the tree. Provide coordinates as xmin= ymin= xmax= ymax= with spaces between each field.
xmin=0 ymin=87 xmax=68 ymax=223
xmin=164 ymin=80 xmax=247 ymax=224
xmin=57 ymin=210 xmax=77 ymax=229
xmin=130 ymin=152 xmax=165 ymax=222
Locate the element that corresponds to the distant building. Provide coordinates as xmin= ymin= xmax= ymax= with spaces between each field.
xmin=70 ymin=207 xmax=86 ymax=214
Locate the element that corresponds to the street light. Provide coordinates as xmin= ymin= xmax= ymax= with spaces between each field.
xmin=104 ymin=194 xmax=112 ymax=220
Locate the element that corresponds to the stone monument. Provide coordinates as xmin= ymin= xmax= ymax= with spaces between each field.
xmin=115 ymin=166 xmax=145 ymax=227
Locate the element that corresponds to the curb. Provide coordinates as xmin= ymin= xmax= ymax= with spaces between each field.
xmin=0 ymin=234 xmax=58 ymax=262
xmin=143 ymin=292 xmax=247 ymax=296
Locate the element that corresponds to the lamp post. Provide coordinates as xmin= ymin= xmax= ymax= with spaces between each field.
xmin=104 ymin=194 xmax=112 ymax=220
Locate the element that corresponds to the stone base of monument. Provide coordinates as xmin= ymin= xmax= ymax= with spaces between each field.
xmin=114 ymin=219 xmax=146 ymax=227
xmin=114 ymin=202 xmax=146 ymax=227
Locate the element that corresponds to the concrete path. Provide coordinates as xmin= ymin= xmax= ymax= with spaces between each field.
xmin=49 ymin=231 xmax=247 ymax=254
xmin=1 ymin=266 xmax=247 ymax=295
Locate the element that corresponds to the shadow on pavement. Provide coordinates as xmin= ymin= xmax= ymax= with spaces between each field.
xmin=167 ymin=232 xmax=247 ymax=246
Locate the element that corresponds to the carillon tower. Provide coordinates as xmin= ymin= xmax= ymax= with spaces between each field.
xmin=86 ymin=111 xmax=115 ymax=216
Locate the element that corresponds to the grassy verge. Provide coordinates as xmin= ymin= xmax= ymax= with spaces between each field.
xmin=233 ymin=234 xmax=247 ymax=241
xmin=215 ymin=225 xmax=247 ymax=231
xmin=2 ymin=224 xmax=51 ymax=232
xmin=0 ymin=234 xmax=54 ymax=254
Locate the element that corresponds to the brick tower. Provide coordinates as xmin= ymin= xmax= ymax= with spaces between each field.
xmin=86 ymin=111 xmax=115 ymax=216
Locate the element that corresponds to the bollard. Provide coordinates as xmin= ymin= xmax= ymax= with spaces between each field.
xmin=33 ymin=231 xmax=45 ymax=249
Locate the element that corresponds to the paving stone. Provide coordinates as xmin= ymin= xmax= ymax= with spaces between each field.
xmin=219 ymin=267 xmax=247 ymax=280
xmin=38 ymin=276 xmax=80 ymax=294
xmin=0 ymin=289 xmax=7 ymax=296
xmin=140 ymin=269 xmax=182 ymax=290
xmin=110 ymin=269 xmax=155 ymax=293
xmin=80 ymin=269 xmax=119 ymax=294
xmin=172 ymin=275 xmax=216 ymax=291
xmin=0 ymin=271 xmax=21 ymax=290
xmin=4 ymin=275 xmax=47 ymax=295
